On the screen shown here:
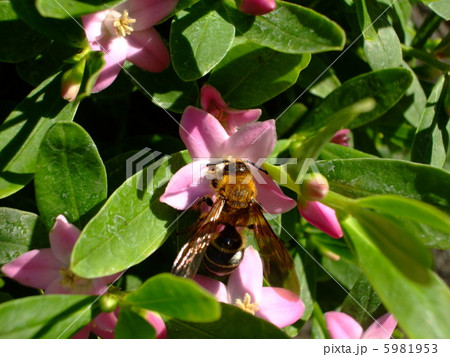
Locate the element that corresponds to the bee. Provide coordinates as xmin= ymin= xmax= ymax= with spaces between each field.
xmin=171 ymin=158 xmax=300 ymax=294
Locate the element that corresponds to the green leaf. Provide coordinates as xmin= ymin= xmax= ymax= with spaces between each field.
xmin=35 ymin=122 xmax=107 ymax=230
xmin=0 ymin=295 xmax=96 ymax=338
xmin=170 ymin=0 xmax=235 ymax=81
xmin=0 ymin=73 xmax=79 ymax=199
xmin=127 ymin=65 xmax=199 ymax=113
xmin=319 ymin=143 xmax=375 ymax=160
xmin=71 ymin=151 xmax=190 ymax=278
xmin=297 ymin=68 xmax=413 ymax=132
xmin=36 ymin=0 xmax=125 ymax=19
xmin=10 ymin=0 xmax=85 ymax=47
xmin=0 ymin=208 xmax=48 ymax=265
xmin=356 ymin=195 xmax=450 ymax=237
xmin=411 ymin=74 xmax=450 ymax=168
xmin=124 ymin=274 xmax=221 ymax=323
xmin=340 ymin=274 xmax=383 ymax=330
xmin=222 ymin=0 xmax=345 ymax=54
xmin=275 ymin=103 xmax=308 ymax=138
xmin=209 ymin=38 xmax=311 ymax=108
xmin=342 ymin=216 xmax=450 ymax=338
xmin=425 ymin=0 xmax=450 ymax=20
xmin=0 ymin=0 xmax=51 ymax=63
xmin=166 ymin=303 xmax=288 ymax=338
xmin=289 ymin=99 xmax=375 ymax=185
xmin=316 ymin=158 xmax=450 ymax=212
xmin=115 ymin=308 xmax=156 ymax=339
xmin=355 ymin=0 xmax=402 ymax=70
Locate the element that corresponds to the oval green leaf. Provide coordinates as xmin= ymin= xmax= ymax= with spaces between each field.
xmin=343 ymin=216 xmax=450 ymax=338
xmin=0 ymin=73 xmax=79 ymax=199
xmin=222 ymin=0 xmax=345 ymax=54
xmin=124 ymin=274 xmax=221 ymax=323
xmin=170 ymin=0 xmax=235 ymax=81
xmin=115 ymin=308 xmax=156 ymax=339
xmin=297 ymin=68 xmax=413 ymax=132
xmin=36 ymin=0 xmax=125 ymax=19
xmin=316 ymin=158 xmax=450 ymax=213
xmin=0 ymin=1 xmax=51 ymax=63
xmin=71 ymin=151 xmax=191 ymax=278
xmin=166 ymin=303 xmax=288 ymax=338
xmin=35 ymin=121 xmax=107 ymax=230
xmin=0 ymin=294 xmax=96 ymax=338
xmin=209 ymin=39 xmax=311 ymax=108
xmin=0 ymin=208 xmax=48 ymax=266
xmin=127 ymin=65 xmax=199 ymax=113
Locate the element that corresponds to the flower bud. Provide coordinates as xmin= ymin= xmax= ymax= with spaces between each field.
xmin=300 ymin=173 xmax=329 ymax=202
xmin=297 ymin=201 xmax=343 ymax=239
xmin=61 ymin=58 xmax=86 ymax=102
xmin=330 ymin=129 xmax=351 ymax=147
xmin=236 ymin=0 xmax=277 ymax=16
xmin=99 ymin=294 xmax=118 ymax=313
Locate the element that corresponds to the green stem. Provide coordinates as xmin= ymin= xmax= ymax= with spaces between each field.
xmin=402 ymin=45 xmax=450 ymax=72
xmin=411 ymin=12 xmax=442 ymax=50
xmin=320 ymin=191 xmax=354 ymax=211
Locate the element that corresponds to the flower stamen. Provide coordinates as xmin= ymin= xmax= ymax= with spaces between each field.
xmin=59 ymin=267 xmax=80 ymax=288
xmin=114 ymin=10 xmax=136 ymax=37
xmin=235 ymin=292 xmax=259 ymax=315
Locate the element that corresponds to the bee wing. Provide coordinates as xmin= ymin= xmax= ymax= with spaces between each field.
xmin=171 ymin=198 xmax=226 ymax=279
xmin=250 ymin=203 xmax=300 ymax=295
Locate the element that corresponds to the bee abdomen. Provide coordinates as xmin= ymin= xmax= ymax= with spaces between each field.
xmin=203 ymin=225 xmax=245 ymax=276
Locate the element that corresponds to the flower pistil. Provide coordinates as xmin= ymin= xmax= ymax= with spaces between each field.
xmin=59 ymin=267 xmax=80 ymax=289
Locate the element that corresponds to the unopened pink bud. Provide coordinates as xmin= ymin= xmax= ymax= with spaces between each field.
xmin=298 ymin=201 xmax=343 ymax=238
xmin=61 ymin=58 xmax=86 ymax=102
xmin=301 ymin=174 xmax=329 ymax=201
xmin=236 ymin=0 xmax=276 ymax=16
xmin=330 ymin=129 xmax=351 ymax=146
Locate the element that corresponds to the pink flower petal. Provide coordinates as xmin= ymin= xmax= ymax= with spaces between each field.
xmin=71 ymin=324 xmax=92 ymax=339
xmin=92 ymin=36 xmax=128 ymax=92
xmin=49 ymin=215 xmax=80 ymax=266
xmin=180 ymin=107 xmax=229 ymax=159
xmin=94 ymin=311 xmax=118 ymax=332
xmin=146 ymin=311 xmax=167 ymax=339
xmin=325 ymin=312 xmax=364 ymax=339
xmin=194 ymin=275 xmax=229 ymax=303
xmin=160 ymin=162 xmax=215 ymax=210
xmin=362 ymin=313 xmax=397 ymax=339
xmin=1 ymin=249 xmax=61 ymax=290
xmin=257 ymin=287 xmax=305 ymax=328
xmin=126 ymin=28 xmax=170 ymax=73
xmin=118 ymin=0 xmax=178 ymax=31
xmin=82 ymin=10 xmax=109 ymax=45
xmin=45 ymin=276 xmax=101 ymax=295
xmin=44 ymin=277 xmax=71 ymax=294
xmin=201 ymin=85 xmax=227 ymax=114
xmin=298 ymin=201 xmax=343 ymax=238
xmin=227 ymin=246 xmax=263 ymax=303
xmin=224 ymin=120 xmax=276 ymax=163
xmin=225 ymin=108 xmax=262 ymax=134
xmin=96 ymin=272 xmax=123 ymax=285
xmin=249 ymin=165 xmax=297 ymax=214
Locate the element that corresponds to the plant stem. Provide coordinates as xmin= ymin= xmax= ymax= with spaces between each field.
xmin=402 ymin=45 xmax=450 ymax=72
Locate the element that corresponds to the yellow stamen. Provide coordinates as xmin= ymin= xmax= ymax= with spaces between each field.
xmin=235 ymin=293 xmax=259 ymax=315
xmin=59 ymin=267 xmax=80 ymax=288
xmin=113 ymin=10 xmax=136 ymax=38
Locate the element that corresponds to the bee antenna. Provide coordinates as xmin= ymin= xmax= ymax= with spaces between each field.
xmin=245 ymin=160 xmax=268 ymax=175
xmin=207 ymin=159 xmax=229 ymax=167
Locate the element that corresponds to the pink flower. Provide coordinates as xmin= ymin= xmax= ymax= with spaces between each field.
xmin=1 ymin=215 xmax=165 ymax=339
xmin=200 ymin=85 xmax=262 ymax=134
xmin=195 ymin=247 xmax=304 ymax=328
xmin=236 ymin=0 xmax=277 ymax=16
xmin=82 ymin=0 xmax=177 ymax=92
xmin=330 ymin=129 xmax=351 ymax=146
xmin=298 ymin=201 xmax=343 ymax=238
xmin=159 ymin=106 xmax=296 ymax=214
xmin=325 ymin=312 xmax=397 ymax=339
